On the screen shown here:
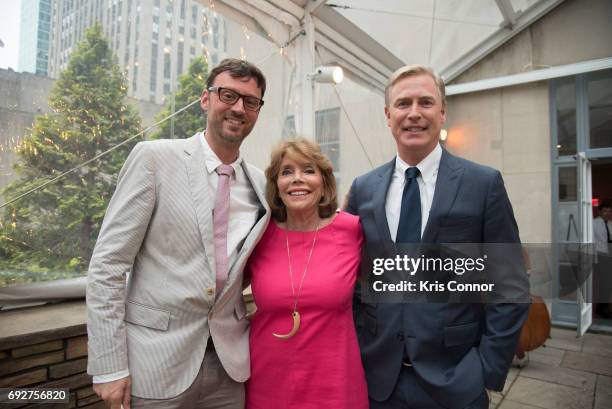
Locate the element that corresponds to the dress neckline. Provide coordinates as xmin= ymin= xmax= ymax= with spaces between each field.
xmin=273 ymin=211 xmax=341 ymax=234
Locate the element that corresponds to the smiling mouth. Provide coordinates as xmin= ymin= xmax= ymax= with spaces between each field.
xmin=288 ymin=190 xmax=310 ymax=196
xmin=225 ymin=117 xmax=245 ymax=126
xmin=403 ymin=126 xmax=426 ymax=132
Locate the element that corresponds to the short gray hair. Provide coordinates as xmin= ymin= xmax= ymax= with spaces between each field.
xmin=384 ymin=64 xmax=446 ymax=107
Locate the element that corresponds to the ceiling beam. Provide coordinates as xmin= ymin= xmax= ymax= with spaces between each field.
xmin=210 ymin=0 xmax=295 ymax=49
xmin=441 ymin=0 xmax=566 ymax=83
xmin=446 ymin=57 xmax=612 ymax=96
xmin=212 ymin=0 xmax=402 ymax=93
xmin=205 ymin=0 xmax=266 ymax=37
xmin=495 ymin=0 xmax=519 ymax=28
xmin=313 ymin=17 xmax=394 ymax=79
xmin=313 ymin=6 xmax=404 ymax=75
xmin=266 ymin=0 xmax=305 ymax=21
xmin=243 ymin=0 xmax=300 ymax=27
xmin=305 ymin=0 xmax=328 ymax=15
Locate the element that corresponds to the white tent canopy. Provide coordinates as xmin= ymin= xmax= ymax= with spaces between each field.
xmin=205 ymin=0 xmax=566 ymax=136
xmin=207 ymin=0 xmax=566 ymax=91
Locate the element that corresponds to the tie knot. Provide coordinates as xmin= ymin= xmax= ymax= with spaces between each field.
xmin=216 ymin=164 xmax=234 ymax=177
xmin=405 ymin=167 xmax=420 ymax=180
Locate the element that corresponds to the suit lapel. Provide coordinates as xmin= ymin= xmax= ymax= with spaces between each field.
xmin=375 ymin=159 xmax=395 ymax=243
xmin=184 ymin=134 xmax=216 ymax=270
xmin=422 ymin=149 xmax=464 ymax=242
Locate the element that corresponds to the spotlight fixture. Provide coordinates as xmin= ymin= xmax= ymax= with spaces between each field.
xmin=310 ymin=66 xmax=344 ymax=84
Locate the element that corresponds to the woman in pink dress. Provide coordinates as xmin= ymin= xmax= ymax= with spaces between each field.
xmin=245 ymin=138 xmax=368 ymax=409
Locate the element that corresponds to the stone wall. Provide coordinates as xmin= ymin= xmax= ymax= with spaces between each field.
xmin=0 ymin=295 xmax=256 ymax=408
xmin=0 ymin=301 xmax=101 ymax=408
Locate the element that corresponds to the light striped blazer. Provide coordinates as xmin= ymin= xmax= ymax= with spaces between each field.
xmin=86 ymin=133 xmax=270 ymax=399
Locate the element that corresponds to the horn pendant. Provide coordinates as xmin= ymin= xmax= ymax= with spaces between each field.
xmin=273 ymin=310 xmax=300 ymax=339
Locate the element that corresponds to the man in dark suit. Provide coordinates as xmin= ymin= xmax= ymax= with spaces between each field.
xmin=346 ymin=65 xmax=529 ymax=409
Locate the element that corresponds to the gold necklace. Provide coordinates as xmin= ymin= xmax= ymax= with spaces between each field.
xmin=272 ymin=222 xmax=320 ymax=339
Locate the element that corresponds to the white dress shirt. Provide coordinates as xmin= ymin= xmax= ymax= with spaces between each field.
xmin=199 ymin=132 xmax=261 ymax=264
xmin=593 ymin=216 xmax=610 ymax=255
xmin=386 ymin=144 xmax=442 ymax=242
xmin=93 ymin=133 xmax=260 ymax=384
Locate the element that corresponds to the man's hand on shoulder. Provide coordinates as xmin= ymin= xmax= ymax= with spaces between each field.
xmin=94 ymin=376 xmax=131 ymax=409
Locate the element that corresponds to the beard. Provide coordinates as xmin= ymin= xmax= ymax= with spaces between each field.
xmin=209 ymin=112 xmax=253 ymax=146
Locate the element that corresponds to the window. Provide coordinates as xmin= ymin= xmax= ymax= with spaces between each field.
xmin=212 ymin=18 xmax=219 ymax=48
xmin=554 ymin=78 xmax=576 ymax=157
xmin=282 ymin=108 xmax=341 ymax=180
xmin=132 ymin=64 xmax=138 ymax=92
xmin=150 ymin=44 xmax=158 ymax=92
xmin=191 ymin=5 xmax=197 ymax=24
xmin=224 ymin=20 xmax=227 ymax=51
xmin=180 ymin=0 xmax=186 ymax=20
xmin=164 ymin=50 xmax=171 ymax=79
xmin=588 ymin=70 xmax=612 ymax=150
xmin=177 ymin=42 xmax=184 ymax=76
xmin=552 ymin=69 xmax=612 ymax=157
xmin=316 ymin=109 xmax=341 ymax=180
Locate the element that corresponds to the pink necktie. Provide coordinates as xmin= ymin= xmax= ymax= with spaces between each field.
xmin=214 ymin=164 xmax=234 ymax=296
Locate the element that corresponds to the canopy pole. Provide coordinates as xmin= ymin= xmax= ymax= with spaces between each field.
xmin=295 ymin=13 xmax=316 ymax=139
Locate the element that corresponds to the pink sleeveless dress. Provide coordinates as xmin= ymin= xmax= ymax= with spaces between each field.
xmin=246 ymin=211 xmax=368 ymax=409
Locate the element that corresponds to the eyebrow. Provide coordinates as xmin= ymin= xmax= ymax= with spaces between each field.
xmin=281 ymin=162 xmax=315 ymax=169
xmin=395 ymin=95 xmax=436 ymax=101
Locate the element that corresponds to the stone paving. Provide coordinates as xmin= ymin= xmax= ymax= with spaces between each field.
xmin=490 ymin=327 xmax=612 ymax=409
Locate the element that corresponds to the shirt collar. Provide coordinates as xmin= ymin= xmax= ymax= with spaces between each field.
xmin=395 ymin=143 xmax=442 ymax=182
xmin=199 ymin=131 xmax=243 ymax=176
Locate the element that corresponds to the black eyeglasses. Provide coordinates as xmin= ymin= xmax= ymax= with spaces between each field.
xmin=207 ymin=86 xmax=264 ymax=111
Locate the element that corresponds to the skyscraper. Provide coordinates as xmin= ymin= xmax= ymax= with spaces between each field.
xmin=47 ymin=0 xmax=229 ymax=104
xmin=18 ymin=0 xmax=52 ymax=75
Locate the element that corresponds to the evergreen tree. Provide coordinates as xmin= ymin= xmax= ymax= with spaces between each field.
xmin=150 ymin=56 xmax=208 ymax=139
xmin=0 ymin=24 xmax=141 ymax=275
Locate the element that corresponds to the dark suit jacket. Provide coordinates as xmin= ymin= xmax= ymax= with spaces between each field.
xmin=346 ymin=149 xmax=529 ymax=409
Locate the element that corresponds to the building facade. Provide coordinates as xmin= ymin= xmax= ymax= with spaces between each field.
xmin=47 ymin=0 xmax=229 ymax=104
xmin=18 ymin=0 xmax=53 ymax=76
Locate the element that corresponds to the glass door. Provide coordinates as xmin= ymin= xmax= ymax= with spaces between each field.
xmin=551 ymin=69 xmax=612 ymax=334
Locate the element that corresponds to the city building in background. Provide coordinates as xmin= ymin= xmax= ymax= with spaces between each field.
xmin=47 ymin=0 xmax=229 ymax=104
xmin=18 ymin=0 xmax=52 ymax=75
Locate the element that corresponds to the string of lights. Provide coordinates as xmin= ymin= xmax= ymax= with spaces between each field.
xmin=0 ymin=99 xmax=200 ymax=210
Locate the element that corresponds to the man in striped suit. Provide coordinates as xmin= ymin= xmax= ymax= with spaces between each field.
xmin=87 ymin=59 xmax=270 ymax=409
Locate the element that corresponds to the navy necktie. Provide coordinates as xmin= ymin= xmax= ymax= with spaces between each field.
xmin=396 ymin=167 xmax=421 ymax=243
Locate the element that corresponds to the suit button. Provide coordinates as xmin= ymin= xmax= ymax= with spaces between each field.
xmin=206 ymin=288 xmax=215 ymax=296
